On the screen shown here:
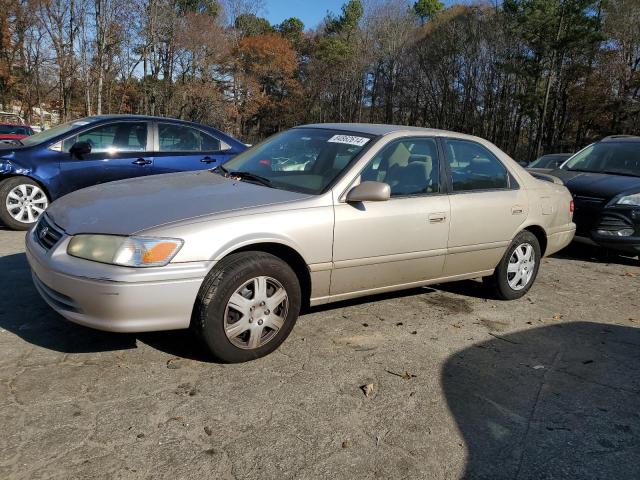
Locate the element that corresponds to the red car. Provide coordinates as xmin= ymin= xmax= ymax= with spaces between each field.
xmin=0 ymin=123 xmax=35 ymax=144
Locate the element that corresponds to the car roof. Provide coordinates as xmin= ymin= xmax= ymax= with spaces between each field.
xmin=298 ymin=122 xmax=472 ymax=138
xmin=78 ymin=114 xmax=204 ymax=124
xmin=63 ymin=115 xmax=243 ymax=147
xmin=0 ymin=122 xmax=29 ymax=127
xmin=600 ymin=135 xmax=640 ymax=143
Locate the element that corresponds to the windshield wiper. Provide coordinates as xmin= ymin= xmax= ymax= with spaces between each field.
xmin=227 ymin=170 xmax=272 ymax=187
xmin=600 ymin=170 xmax=640 ymax=178
xmin=212 ymin=164 xmax=229 ymax=175
xmin=566 ymin=168 xmax=601 ymax=174
xmin=568 ymin=168 xmax=640 ymax=178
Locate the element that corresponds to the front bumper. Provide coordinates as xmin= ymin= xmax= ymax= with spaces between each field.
xmin=26 ymin=227 xmax=213 ymax=332
xmin=580 ymin=233 xmax=640 ymax=254
xmin=578 ymin=206 xmax=640 ymax=255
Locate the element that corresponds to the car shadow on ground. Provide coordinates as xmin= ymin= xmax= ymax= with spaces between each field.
xmin=0 ymin=252 xmax=211 ymax=360
xmin=443 ymin=321 xmax=640 ymax=479
xmin=430 ymin=278 xmax=491 ymax=300
xmin=553 ymin=242 xmax=639 ymax=267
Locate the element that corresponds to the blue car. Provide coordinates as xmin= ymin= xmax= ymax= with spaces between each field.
xmin=0 ymin=115 xmax=246 ymax=230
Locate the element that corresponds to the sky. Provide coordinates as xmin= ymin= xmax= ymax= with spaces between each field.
xmin=263 ymin=0 xmax=348 ymax=30
xmin=262 ymin=0 xmax=457 ymax=30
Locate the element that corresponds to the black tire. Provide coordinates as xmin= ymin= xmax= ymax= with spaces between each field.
xmin=191 ymin=251 xmax=302 ymax=363
xmin=0 ymin=176 xmax=50 ymax=230
xmin=484 ymin=230 xmax=541 ymax=300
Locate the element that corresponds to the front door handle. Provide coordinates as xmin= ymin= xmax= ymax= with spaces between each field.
xmin=132 ymin=158 xmax=152 ymax=166
xmin=429 ymin=212 xmax=447 ymax=223
xmin=200 ymin=156 xmax=217 ymax=164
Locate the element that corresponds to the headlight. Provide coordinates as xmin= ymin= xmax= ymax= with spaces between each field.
xmin=616 ymin=193 xmax=640 ymax=206
xmin=67 ymin=235 xmax=183 ymax=267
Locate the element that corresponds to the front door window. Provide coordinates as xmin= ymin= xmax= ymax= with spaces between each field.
xmin=359 ymin=138 xmax=440 ymax=196
xmin=63 ymin=122 xmax=148 ymax=153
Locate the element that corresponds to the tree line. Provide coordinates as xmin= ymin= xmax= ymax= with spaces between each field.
xmin=1 ymin=0 xmax=639 ymax=160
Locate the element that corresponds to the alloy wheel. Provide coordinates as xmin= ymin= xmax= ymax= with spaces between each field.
xmin=5 ymin=184 xmax=48 ymax=224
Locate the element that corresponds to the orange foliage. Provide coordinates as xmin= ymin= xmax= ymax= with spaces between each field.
xmin=237 ymin=33 xmax=297 ymax=80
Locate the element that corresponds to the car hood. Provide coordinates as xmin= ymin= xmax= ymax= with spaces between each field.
xmin=46 ymin=171 xmax=311 ymax=235
xmin=549 ymin=169 xmax=640 ymax=201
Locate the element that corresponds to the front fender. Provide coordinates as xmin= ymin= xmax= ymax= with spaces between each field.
xmin=0 ymin=158 xmax=32 ymax=176
xmin=0 ymin=170 xmax=53 ymax=201
xmin=211 ymin=234 xmax=308 ymax=263
xmin=144 ymin=207 xmax=335 ymax=266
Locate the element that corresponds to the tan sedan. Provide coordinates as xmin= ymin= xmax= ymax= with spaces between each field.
xmin=26 ymin=124 xmax=576 ymax=362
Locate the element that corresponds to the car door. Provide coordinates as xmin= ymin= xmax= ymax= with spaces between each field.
xmin=331 ymin=137 xmax=450 ymax=296
xmin=151 ymin=122 xmax=234 ymax=174
xmin=442 ymin=138 xmax=529 ymax=276
xmin=58 ymin=121 xmax=152 ymax=196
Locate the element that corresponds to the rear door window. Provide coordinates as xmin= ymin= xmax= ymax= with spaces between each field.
xmin=158 ymin=123 xmax=221 ymax=152
xmin=445 ymin=139 xmax=509 ymax=192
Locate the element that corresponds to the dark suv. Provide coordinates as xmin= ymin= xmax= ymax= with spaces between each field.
xmin=550 ymin=135 xmax=640 ymax=257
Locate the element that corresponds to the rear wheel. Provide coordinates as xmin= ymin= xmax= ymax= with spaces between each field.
xmin=191 ymin=251 xmax=301 ymax=363
xmin=485 ymin=230 xmax=541 ymax=300
xmin=0 ymin=177 xmax=49 ymax=230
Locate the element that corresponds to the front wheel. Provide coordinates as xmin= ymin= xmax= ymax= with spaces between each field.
xmin=191 ymin=251 xmax=301 ymax=363
xmin=485 ymin=230 xmax=541 ymax=300
xmin=0 ymin=177 xmax=50 ymax=230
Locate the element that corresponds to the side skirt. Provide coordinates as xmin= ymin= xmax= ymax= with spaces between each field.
xmin=309 ymin=269 xmax=495 ymax=307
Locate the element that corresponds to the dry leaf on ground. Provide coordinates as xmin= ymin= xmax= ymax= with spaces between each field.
xmin=386 ymin=370 xmax=417 ymax=380
xmin=360 ymin=383 xmax=374 ymax=397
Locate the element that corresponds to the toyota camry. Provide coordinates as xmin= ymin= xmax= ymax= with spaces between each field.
xmin=26 ymin=124 xmax=576 ymax=362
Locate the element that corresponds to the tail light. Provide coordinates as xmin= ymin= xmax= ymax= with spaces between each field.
xmin=569 ymin=200 xmax=574 ymax=213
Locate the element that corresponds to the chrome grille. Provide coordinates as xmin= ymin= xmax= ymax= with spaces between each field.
xmin=34 ymin=215 xmax=63 ymax=251
xmin=572 ymin=195 xmax=606 ymax=236
xmin=596 ymin=214 xmax=635 ymax=233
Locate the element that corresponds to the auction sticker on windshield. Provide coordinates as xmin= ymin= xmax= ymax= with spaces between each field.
xmin=328 ymin=135 xmax=370 ymax=147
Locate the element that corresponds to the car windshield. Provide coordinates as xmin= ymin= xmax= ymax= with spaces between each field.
xmin=0 ymin=125 xmax=31 ymax=135
xmin=20 ymin=118 xmax=97 ymax=146
xmin=529 ymin=154 xmax=569 ymax=168
xmin=221 ymin=128 xmax=375 ymax=194
xmin=563 ymin=142 xmax=640 ymax=177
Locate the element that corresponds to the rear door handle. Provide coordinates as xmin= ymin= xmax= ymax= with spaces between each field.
xmin=429 ymin=212 xmax=447 ymax=223
xmin=511 ymin=205 xmax=524 ymax=215
xmin=200 ymin=156 xmax=217 ymax=164
xmin=132 ymin=158 xmax=152 ymax=166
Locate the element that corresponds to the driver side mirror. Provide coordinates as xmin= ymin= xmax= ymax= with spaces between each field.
xmin=517 ymin=160 xmax=529 ymax=168
xmin=346 ymin=181 xmax=391 ymax=203
xmin=69 ymin=141 xmax=92 ymax=158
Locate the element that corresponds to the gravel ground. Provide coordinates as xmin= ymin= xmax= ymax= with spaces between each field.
xmin=1 ymin=227 xmax=639 ymax=480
